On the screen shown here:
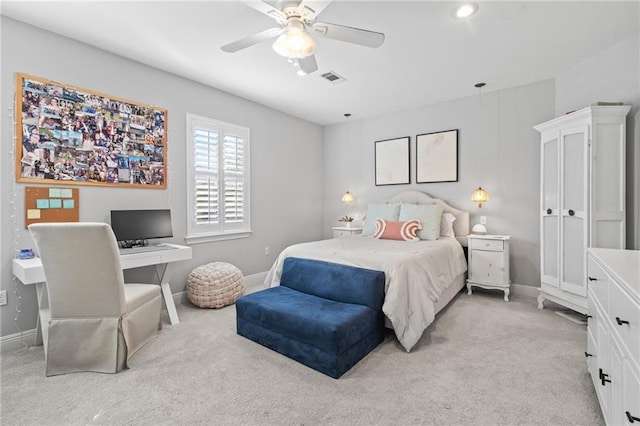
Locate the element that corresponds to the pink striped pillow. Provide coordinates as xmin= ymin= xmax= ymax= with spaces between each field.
xmin=373 ymin=219 xmax=422 ymax=241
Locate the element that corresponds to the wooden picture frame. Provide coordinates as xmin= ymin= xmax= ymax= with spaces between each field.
xmin=15 ymin=73 xmax=168 ymax=188
xmin=375 ymin=136 xmax=410 ymax=186
xmin=416 ymin=129 xmax=458 ymax=183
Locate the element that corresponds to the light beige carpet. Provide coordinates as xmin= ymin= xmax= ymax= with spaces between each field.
xmin=0 ymin=289 xmax=603 ymax=425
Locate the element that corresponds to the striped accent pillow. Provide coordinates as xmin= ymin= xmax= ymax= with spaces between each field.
xmin=373 ymin=219 xmax=422 ymax=241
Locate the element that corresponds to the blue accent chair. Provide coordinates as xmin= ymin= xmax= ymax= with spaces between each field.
xmin=236 ymin=257 xmax=386 ymax=378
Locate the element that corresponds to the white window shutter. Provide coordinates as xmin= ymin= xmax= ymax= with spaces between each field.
xmin=186 ymin=114 xmax=250 ymax=242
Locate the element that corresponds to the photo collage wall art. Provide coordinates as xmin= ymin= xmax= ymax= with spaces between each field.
xmin=15 ymin=73 xmax=168 ymax=188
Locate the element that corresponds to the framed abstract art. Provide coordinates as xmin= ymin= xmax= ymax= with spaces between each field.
xmin=374 ymin=136 xmax=410 ymax=186
xmin=416 ymin=129 xmax=458 ymax=183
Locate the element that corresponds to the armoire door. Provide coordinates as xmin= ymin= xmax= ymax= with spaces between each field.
xmin=560 ymin=126 xmax=589 ymax=297
xmin=541 ymin=135 xmax=559 ymax=288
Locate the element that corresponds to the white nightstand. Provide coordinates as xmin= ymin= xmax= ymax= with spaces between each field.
xmin=466 ymin=234 xmax=511 ymax=301
xmin=332 ymin=226 xmax=363 ymax=238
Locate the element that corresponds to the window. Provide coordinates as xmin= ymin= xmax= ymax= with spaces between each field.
xmin=186 ymin=114 xmax=250 ymax=243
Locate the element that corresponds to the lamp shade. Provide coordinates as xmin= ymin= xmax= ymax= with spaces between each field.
xmin=272 ymin=21 xmax=316 ymax=59
xmin=471 ymin=186 xmax=489 ymax=208
xmin=341 ymin=191 xmax=354 ymax=204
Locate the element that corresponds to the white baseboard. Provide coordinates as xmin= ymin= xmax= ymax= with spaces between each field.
xmin=510 ymin=283 xmax=540 ymax=299
xmin=0 ymin=329 xmax=36 ymax=353
xmin=1 ymin=271 xmax=270 ymax=352
xmin=243 ymin=271 xmax=269 ymax=293
xmin=175 ymin=270 xmax=268 ymax=305
xmin=2 ymin=272 xmax=531 ymax=352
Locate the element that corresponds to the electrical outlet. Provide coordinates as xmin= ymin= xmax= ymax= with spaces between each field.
xmin=0 ymin=290 xmax=7 ymax=306
xmin=264 ymin=247 xmax=270 ymax=256
xmin=480 ymin=216 xmax=487 ymax=225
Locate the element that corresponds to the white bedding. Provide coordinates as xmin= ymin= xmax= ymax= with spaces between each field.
xmin=265 ymin=236 xmax=468 ymax=352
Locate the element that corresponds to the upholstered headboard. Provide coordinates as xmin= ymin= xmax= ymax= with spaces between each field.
xmin=383 ymin=191 xmax=470 ymax=246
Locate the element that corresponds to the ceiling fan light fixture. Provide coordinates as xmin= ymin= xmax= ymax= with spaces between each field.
xmin=454 ymin=3 xmax=479 ymax=19
xmin=272 ymin=33 xmax=289 ymax=57
xmin=272 ymin=20 xmax=316 ymax=59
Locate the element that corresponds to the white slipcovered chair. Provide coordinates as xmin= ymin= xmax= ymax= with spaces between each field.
xmin=28 ymin=222 xmax=162 ymax=376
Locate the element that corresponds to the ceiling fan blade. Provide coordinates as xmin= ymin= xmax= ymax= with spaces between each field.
xmin=297 ymin=1 xmax=332 ymax=19
xmin=221 ymin=27 xmax=284 ymax=53
xmin=243 ymin=1 xmax=287 ymax=23
xmin=297 ymin=55 xmax=318 ymax=75
xmin=311 ymin=22 xmax=385 ymax=48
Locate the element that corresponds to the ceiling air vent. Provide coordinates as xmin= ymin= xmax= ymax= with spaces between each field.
xmin=320 ymin=71 xmax=346 ymax=84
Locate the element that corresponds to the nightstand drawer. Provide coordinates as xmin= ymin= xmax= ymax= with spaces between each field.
xmin=469 ymin=238 xmax=504 ymax=252
xmin=332 ymin=227 xmax=363 ymax=238
xmin=334 ymin=229 xmax=350 ymax=237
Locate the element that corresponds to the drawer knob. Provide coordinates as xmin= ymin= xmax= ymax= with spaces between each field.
xmin=588 ymin=276 xmax=597 ymax=282
xmin=615 ymin=317 xmax=630 ymax=326
xmin=584 ymin=351 xmax=593 ymax=357
xmin=546 ymin=208 xmax=552 ymax=215
xmin=627 ymin=412 xmax=640 ymax=423
xmin=568 ymin=209 xmax=575 ymax=216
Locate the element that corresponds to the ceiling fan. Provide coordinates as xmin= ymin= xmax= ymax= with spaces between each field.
xmin=221 ymin=1 xmax=385 ymax=75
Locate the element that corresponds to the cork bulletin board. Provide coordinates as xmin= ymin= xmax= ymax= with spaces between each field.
xmin=25 ymin=186 xmax=79 ymax=228
xmin=16 ymin=73 xmax=167 ymax=188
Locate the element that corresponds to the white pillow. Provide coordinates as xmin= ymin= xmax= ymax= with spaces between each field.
xmin=398 ymin=203 xmax=443 ymax=241
xmin=440 ymin=213 xmax=456 ymax=239
xmin=362 ymin=203 xmax=400 ymax=236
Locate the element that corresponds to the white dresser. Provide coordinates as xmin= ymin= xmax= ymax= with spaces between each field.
xmin=535 ymin=105 xmax=630 ymax=314
xmin=586 ymin=248 xmax=639 ymax=425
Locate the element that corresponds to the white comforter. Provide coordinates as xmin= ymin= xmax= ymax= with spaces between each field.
xmin=265 ymin=236 xmax=467 ymax=352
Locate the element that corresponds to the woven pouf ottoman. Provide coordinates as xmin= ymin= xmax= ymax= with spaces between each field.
xmin=187 ymin=262 xmax=245 ymax=308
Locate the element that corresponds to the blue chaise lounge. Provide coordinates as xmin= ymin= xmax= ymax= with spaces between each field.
xmin=236 ymin=257 xmax=386 ymax=378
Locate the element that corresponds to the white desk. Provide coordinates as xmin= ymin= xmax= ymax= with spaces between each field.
xmin=12 ymin=244 xmax=192 ymax=347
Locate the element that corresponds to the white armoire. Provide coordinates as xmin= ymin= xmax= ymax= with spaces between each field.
xmin=535 ymin=105 xmax=630 ymax=314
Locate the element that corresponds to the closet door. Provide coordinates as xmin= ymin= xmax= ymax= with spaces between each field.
xmin=541 ymin=135 xmax=560 ymax=289
xmin=560 ymin=126 xmax=589 ymax=297
xmin=591 ymin=119 xmax=627 ymax=249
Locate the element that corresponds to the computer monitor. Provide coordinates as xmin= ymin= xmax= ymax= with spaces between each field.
xmin=110 ymin=209 xmax=173 ymax=247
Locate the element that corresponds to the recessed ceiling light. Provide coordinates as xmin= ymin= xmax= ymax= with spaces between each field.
xmin=454 ymin=3 xmax=479 ymax=19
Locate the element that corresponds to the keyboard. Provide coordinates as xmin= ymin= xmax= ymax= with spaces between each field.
xmin=119 ymin=245 xmax=175 ymax=255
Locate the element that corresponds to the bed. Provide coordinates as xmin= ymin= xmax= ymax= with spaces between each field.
xmin=265 ymin=191 xmax=469 ymax=352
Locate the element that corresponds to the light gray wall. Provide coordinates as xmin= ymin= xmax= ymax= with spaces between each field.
xmin=0 ymin=18 xmax=324 ymax=337
xmin=2 ymin=20 xmax=638 ymax=339
xmin=323 ymin=80 xmax=554 ymax=288
xmin=322 ymin=34 xmax=640 ymax=291
xmin=555 ymin=34 xmax=640 ymax=249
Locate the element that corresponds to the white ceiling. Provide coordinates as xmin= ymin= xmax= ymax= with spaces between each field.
xmin=2 ymin=1 xmax=639 ymax=125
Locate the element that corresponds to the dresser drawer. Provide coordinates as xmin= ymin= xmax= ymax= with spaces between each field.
xmin=469 ymin=238 xmax=504 ymax=251
xmin=623 ymin=365 xmax=640 ymax=426
xmin=587 ymin=287 xmax=599 ymax=346
xmin=586 ymin=323 xmax=598 ymax=378
xmin=587 ymin=256 xmax=609 ymax=310
xmin=608 ymin=282 xmax=640 ymax=366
